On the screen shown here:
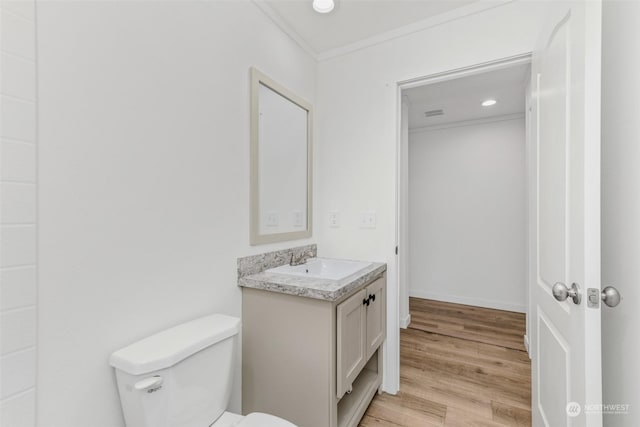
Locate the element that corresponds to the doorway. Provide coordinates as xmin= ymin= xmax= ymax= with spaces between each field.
xmin=402 ymin=61 xmax=529 ymax=311
xmin=387 ymin=56 xmax=534 ymax=424
xmin=397 ymin=55 xmax=532 ymax=330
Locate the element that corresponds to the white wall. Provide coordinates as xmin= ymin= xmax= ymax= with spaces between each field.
xmin=408 ymin=118 xmax=526 ymax=312
xmin=315 ymin=0 xmax=547 ymax=391
xmin=35 ymin=2 xmax=315 ymax=426
xmin=601 ymin=1 xmax=640 ymax=425
xmin=0 ymin=1 xmax=38 ymax=426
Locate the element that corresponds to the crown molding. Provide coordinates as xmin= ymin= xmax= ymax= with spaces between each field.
xmin=409 ymin=112 xmax=525 ymax=134
xmin=317 ymin=0 xmax=514 ymax=62
xmin=251 ymin=0 xmax=319 ymax=61
xmin=252 ymin=0 xmax=517 ymax=64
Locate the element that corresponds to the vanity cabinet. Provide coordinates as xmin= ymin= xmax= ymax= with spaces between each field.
xmin=242 ymin=273 xmax=386 ymax=427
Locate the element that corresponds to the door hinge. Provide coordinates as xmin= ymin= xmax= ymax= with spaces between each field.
xmin=395 ymin=246 xmax=398 ymax=255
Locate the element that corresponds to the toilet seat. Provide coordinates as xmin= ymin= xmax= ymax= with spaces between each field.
xmin=235 ymin=412 xmax=297 ymax=427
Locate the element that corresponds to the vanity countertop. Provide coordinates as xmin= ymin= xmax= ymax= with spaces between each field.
xmin=238 ymin=261 xmax=387 ymax=302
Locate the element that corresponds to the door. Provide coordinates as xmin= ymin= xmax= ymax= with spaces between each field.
xmin=336 ymin=289 xmax=367 ymax=398
xmin=530 ymin=1 xmax=603 ymax=426
xmin=365 ymin=278 xmax=386 ymax=360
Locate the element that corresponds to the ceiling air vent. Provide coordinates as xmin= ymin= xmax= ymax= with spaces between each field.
xmin=424 ymin=109 xmax=444 ymax=118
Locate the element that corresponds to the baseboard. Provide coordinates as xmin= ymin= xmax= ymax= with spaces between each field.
xmin=408 ymin=289 xmax=526 ymax=313
xmin=524 ymin=335 xmax=531 ymax=358
xmin=400 ymin=314 xmax=411 ymax=329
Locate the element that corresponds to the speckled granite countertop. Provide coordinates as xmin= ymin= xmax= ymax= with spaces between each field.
xmin=238 ymin=259 xmax=386 ymax=302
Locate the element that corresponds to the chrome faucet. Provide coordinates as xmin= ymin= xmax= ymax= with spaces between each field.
xmin=290 ymin=249 xmax=314 ymax=266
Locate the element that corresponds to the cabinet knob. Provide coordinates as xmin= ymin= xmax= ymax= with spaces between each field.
xmin=363 ymin=294 xmax=376 ymax=306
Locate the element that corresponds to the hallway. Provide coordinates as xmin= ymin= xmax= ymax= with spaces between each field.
xmin=360 ymin=298 xmax=531 ymax=426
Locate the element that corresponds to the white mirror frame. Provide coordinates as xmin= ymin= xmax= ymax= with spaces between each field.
xmin=250 ymin=68 xmax=313 ymax=245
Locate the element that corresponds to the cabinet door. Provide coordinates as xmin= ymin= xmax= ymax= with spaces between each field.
xmin=365 ymin=277 xmax=386 ymax=360
xmin=336 ymin=288 xmax=367 ymax=398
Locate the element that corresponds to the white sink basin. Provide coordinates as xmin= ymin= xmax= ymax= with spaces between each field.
xmin=266 ymin=258 xmax=371 ymax=281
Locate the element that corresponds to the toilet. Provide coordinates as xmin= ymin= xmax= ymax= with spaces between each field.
xmin=109 ymin=314 xmax=296 ymax=427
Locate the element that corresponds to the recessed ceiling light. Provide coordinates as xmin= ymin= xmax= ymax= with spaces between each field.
xmin=482 ymin=99 xmax=497 ymax=107
xmin=313 ymin=0 xmax=334 ymax=13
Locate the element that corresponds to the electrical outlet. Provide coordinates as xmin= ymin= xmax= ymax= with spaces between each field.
xmin=266 ymin=212 xmax=279 ymax=227
xmin=329 ymin=211 xmax=340 ymax=228
xmin=293 ymin=210 xmax=303 ymax=227
xmin=359 ymin=211 xmax=376 ymax=229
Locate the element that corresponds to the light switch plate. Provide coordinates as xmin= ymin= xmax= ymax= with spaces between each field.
xmin=360 ymin=211 xmax=376 ymax=229
xmin=329 ymin=211 xmax=340 ymax=228
xmin=293 ymin=211 xmax=303 ymax=227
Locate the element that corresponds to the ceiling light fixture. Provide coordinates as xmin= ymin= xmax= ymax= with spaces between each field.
xmin=482 ymin=99 xmax=497 ymax=107
xmin=313 ymin=0 xmax=334 ymax=13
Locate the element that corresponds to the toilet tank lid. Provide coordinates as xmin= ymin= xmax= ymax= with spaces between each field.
xmin=109 ymin=314 xmax=241 ymax=375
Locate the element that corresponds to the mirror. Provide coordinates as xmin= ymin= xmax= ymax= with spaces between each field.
xmin=250 ymin=68 xmax=312 ymax=245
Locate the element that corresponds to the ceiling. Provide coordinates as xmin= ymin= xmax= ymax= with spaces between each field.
xmin=404 ymin=63 xmax=530 ymax=130
xmin=262 ymin=0 xmax=478 ymax=54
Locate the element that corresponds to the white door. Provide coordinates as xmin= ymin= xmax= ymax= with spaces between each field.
xmin=530 ymin=1 xmax=603 ymax=426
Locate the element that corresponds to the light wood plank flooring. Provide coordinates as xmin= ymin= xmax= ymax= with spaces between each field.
xmin=359 ymin=298 xmax=531 ymax=426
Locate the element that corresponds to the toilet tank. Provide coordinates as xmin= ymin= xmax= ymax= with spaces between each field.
xmin=109 ymin=314 xmax=241 ymax=427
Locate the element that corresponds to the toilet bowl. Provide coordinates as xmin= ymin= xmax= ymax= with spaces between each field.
xmin=109 ymin=314 xmax=296 ymax=427
xmin=214 ymin=411 xmax=296 ymax=427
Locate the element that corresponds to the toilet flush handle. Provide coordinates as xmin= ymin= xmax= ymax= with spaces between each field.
xmin=134 ymin=375 xmax=163 ymax=393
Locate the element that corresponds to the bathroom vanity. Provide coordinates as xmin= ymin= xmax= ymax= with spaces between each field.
xmin=238 ymin=246 xmax=386 ymax=427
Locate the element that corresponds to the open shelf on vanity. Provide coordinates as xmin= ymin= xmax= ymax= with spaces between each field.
xmin=337 ymin=351 xmax=381 ymax=427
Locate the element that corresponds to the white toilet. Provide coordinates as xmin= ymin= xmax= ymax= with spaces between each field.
xmin=109 ymin=314 xmax=296 ymax=427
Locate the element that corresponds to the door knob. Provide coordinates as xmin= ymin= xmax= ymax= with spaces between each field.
xmin=601 ymin=286 xmax=621 ymax=307
xmin=552 ymin=282 xmax=581 ymax=305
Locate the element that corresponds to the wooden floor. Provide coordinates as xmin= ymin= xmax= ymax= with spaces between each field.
xmin=359 ymin=298 xmax=531 ymax=426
